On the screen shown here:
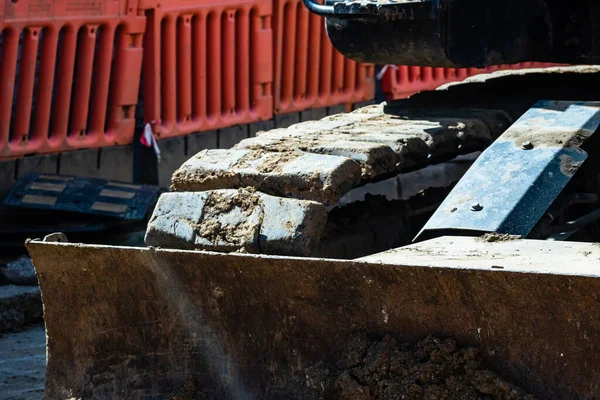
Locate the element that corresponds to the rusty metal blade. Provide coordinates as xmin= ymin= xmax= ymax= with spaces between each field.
xmin=26 ymin=237 xmax=600 ymax=399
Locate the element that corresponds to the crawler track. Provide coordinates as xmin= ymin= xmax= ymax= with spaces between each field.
xmin=148 ymin=66 xmax=600 ymax=257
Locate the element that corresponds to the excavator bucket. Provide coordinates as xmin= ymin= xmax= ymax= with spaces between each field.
xmin=26 ymin=236 xmax=600 ymax=399
xmin=25 ymin=67 xmax=600 ymax=400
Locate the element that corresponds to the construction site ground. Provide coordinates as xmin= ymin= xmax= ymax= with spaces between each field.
xmin=0 ymin=324 xmax=45 ymax=400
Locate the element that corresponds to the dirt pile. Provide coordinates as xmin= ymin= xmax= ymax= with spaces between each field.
xmin=275 ymin=333 xmax=536 ymax=400
xmin=170 ymin=333 xmax=538 ymax=399
xmin=480 ymin=233 xmax=522 ymax=243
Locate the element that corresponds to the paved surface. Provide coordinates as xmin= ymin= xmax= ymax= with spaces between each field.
xmin=0 ymin=324 xmax=45 ymax=400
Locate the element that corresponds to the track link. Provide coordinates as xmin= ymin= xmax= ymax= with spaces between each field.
xmin=171 ymin=104 xmax=511 ymax=205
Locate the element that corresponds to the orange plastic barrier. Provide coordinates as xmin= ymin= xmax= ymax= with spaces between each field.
xmin=141 ymin=0 xmax=273 ymax=140
xmin=381 ymin=63 xmax=557 ymax=100
xmin=273 ymin=0 xmax=374 ymax=115
xmin=0 ymin=0 xmax=145 ymax=159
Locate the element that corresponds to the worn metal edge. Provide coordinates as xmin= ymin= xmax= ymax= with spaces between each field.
xmin=26 ymin=236 xmax=600 ymax=277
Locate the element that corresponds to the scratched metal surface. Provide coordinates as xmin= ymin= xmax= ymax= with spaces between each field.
xmin=418 ymin=100 xmax=600 ymax=239
xmin=26 ymin=238 xmax=600 ymax=399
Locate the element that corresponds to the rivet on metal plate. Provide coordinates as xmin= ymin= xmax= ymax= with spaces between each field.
xmin=470 ymin=203 xmax=483 ymax=212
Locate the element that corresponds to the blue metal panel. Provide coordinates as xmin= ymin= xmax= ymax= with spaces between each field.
xmin=4 ymin=173 xmax=163 ymax=220
xmin=417 ymin=100 xmax=600 ymax=239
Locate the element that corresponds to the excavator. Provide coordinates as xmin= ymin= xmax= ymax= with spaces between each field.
xmin=25 ymin=0 xmax=600 ymax=398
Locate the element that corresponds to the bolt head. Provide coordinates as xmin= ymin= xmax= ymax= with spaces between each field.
xmin=522 ymin=141 xmax=533 ymax=150
xmin=470 ymin=203 xmax=483 ymax=211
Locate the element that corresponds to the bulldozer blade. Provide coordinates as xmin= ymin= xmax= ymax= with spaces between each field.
xmin=26 ymin=236 xmax=600 ymax=399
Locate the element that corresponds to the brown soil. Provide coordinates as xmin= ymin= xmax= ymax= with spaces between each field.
xmin=559 ymin=154 xmax=583 ymax=177
xmin=479 ymin=233 xmax=522 ymax=243
xmin=168 ymin=333 xmax=537 ymax=400
xmin=195 ymin=188 xmax=263 ymax=252
xmin=255 ymin=151 xmax=300 ymax=174
xmin=271 ymin=333 xmax=536 ymax=400
xmin=234 ymin=149 xmax=300 ymax=174
xmin=171 ymin=169 xmax=241 ymax=193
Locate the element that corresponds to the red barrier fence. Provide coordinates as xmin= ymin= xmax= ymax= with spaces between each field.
xmin=141 ymin=0 xmax=273 ymax=140
xmin=273 ymin=0 xmax=374 ymax=115
xmin=381 ymin=62 xmax=557 ymax=100
xmin=0 ymin=0 xmax=144 ymax=158
xmin=0 ymin=0 xmax=562 ymax=160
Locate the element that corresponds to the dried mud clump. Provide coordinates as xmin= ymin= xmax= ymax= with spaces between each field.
xmin=195 ymin=188 xmax=263 ymax=252
xmin=164 ymin=334 xmax=536 ymax=400
xmin=480 ymin=233 xmax=522 ymax=243
xmin=275 ymin=333 xmax=537 ymax=400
